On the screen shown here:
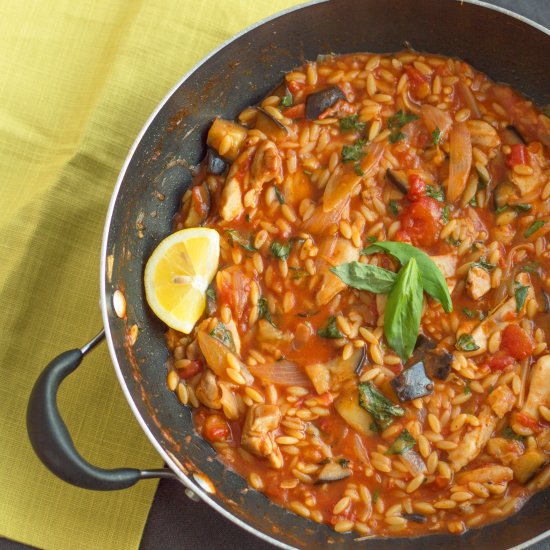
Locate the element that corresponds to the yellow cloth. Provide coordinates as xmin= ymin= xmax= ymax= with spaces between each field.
xmin=0 ymin=1 xmax=301 ymax=549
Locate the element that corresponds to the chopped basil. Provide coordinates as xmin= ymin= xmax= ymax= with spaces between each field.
xmin=342 ymin=139 xmax=367 ymax=162
xmin=426 ymin=185 xmax=445 ymax=202
xmin=463 ymin=307 xmax=485 ymax=320
xmin=469 ymin=194 xmax=478 ymax=207
xmin=431 ymin=126 xmax=442 ymax=145
xmin=464 ymin=383 xmax=471 ymax=395
xmin=274 ymin=186 xmax=285 ymax=204
xmin=317 ymin=316 xmax=344 ymax=339
xmin=358 ymin=381 xmax=405 ymax=430
xmin=369 ymin=421 xmax=380 ymax=433
xmin=210 ymin=322 xmax=235 ymax=350
xmin=372 ymin=488 xmax=380 ymax=503
xmin=520 ymin=261 xmax=540 ymax=274
xmin=384 ymin=258 xmax=423 ymax=361
xmin=270 ymin=241 xmax=292 ymax=260
xmin=279 ymin=89 xmax=293 ymax=108
xmin=524 ymin=220 xmax=546 ymax=238
xmin=225 ymin=229 xmax=256 ymax=252
xmin=387 ymin=110 xmax=418 ymax=143
xmin=366 ymin=236 xmax=378 ymax=243
xmin=362 ymin=241 xmax=453 ymax=313
xmin=339 ymin=114 xmax=366 ymax=132
xmin=502 ymin=426 xmax=526 ymax=442
xmin=515 ymin=281 xmax=529 ymax=313
xmin=441 ymin=205 xmax=450 ymax=225
xmin=495 ymin=205 xmax=509 ymax=215
xmin=289 ymin=267 xmax=308 ymax=279
xmin=448 ymin=237 xmax=461 ymax=247
xmin=330 ymin=262 xmax=397 ymax=294
xmin=354 ymin=163 xmax=365 ymax=176
xmin=456 ymin=333 xmax=480 ymax=352
xmin=385 ymin=429 xmax=416 ymax=455
xmin=471 ymin=257 xmax=496 ymax=271
xmin=258 ymin=296 xmax=275 ymax=326
xmin=389 ymin=199 xmax=399 ymax=216
xmin=513 ymin=203 xmax=532 ymax=213
xmin=337 ymin=458 xmax=351 ymax=468
xmin=205 ymin=287 xmax=217 ymax=316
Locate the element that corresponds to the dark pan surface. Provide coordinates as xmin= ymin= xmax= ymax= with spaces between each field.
xmin=101 ymin=1 xmax=550 ymax=547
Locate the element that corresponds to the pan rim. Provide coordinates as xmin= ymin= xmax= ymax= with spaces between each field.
xmin=100 ymin=1 xmax=550 ymax=548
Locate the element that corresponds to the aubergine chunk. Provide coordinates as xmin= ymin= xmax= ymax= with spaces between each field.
xmin=305 ymin=86 xmax=346 ymax=120
xmin=411 ymin=335 xmax=452 ymax=381
xmin=205 ymin=148 xmax=227 ymax=175
xmin=391 ymin=361 xmax=434 ymax=402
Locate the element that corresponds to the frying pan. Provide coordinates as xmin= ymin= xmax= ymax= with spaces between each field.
xmin=26 ymin=0 xmax=550 ymax=548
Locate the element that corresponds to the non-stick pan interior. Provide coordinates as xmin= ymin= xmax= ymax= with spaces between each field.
xmin=102 ymin=0 xmax=550 ymax=547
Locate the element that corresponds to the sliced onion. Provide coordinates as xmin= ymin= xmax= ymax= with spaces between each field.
xmin=421 ymin=104 xmax=452 ymax=138
xmin=248 ymin=360 xmax=311 ymax=386
xmin=447 ymin=122 xmax=472 ymax=203
xmin=302 ymin=197 xmax=349 ymax=235
xmin=402 ymin=449 xmax=427 ymax=475
xmin=458 ymin=81 xmax=481 ymax=118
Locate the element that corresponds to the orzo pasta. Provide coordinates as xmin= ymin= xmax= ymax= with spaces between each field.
xmin=148 ymin=51 xmax=550 ymax=536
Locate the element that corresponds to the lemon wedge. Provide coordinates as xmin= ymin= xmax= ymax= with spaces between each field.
xmin=144 ymin=227 xmax=220 ymax=333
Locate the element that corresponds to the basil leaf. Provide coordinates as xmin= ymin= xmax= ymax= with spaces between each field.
xmin=258 ymin=296 xmax=275 ymax=327
xmin=210 ymin=322 xmax=235 ymax=351
xmin=502 ymin=426 xmax=526 ymax=442
xmin=289 ymin=267 xmax=308 ymax=279
xmin=372 ymin=488 xmax=380 ymax=503
xmin=431 ymin=126 xmax=441 ymax=145
xmin=225 ymin=229 xmax=256 ymax=252
xmin=342 ymin=139 xmax=367 ymax=162
xmin=471 ymin=257 xmax=496 ymax=271
xmin=385 ymin=429 xmax=416 ymax=455
xmin=513 ymin=203 xmax=532 ymax=213
xmin=366 ymin=235 xmax=378 ymax=244
xmin=389 ymin=130 xmax=405 ymax=143
xmin=515 ymin=282 xmax=529 ymax=313
xmin=456 ymin=334 xmax=480 ymax=352
xmin=463 ymin=307 xmax=485 ymax=320
xmin=464 ymin=383 xmax=471 ymax=395
xmin=362 ymin=241 xmax=453 ymax=313
xmin=441 ymin=205 xmax=450 ymax=225
xmin=425 ymin=185 xmax=445 ymax=202
xmin=317 ymin=316 xmax=344 ymax=339
xmin=520 ymin=261 xmax=540 ymax=274
xmin=384 ymin=258 xmax=423 ymax=361
xmin=330 ymin=262 xmax=397 ymax=293
xmin=279 ymin=88 xmax=293 ymax=108
xmin=340 ymin=114 xmax=366 ymax=132
xmin=337 ymin=458 xmax=351 ymax=468
xmin=271 ymin=241 xmax=292 ymax=260
xmin=205 ymin=287 xmax=217 ymax=316
xmin=525 ymin=220 xmax=546 ymax=238
xmin=274 ymin=186 xmax=285 ymax=204
xmin=387 ymin=110 xmax=419 ymax=129
xmin=354 ymin=163 xmax=365 ymax=176
xmin=358 ymin=381 xmax=404 ymax=430
xmin=469 ymin=194 xmax=478 ymax=207
xmin=389 ymin=199 xmax=399 ymax=216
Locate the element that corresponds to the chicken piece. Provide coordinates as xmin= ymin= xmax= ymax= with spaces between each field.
xmin=466 ymin=266 xmax=491 ymax=300
xmin=487 ymin=384 xmax=516 ymax=418
xmin=219 ymin=177 xmax=243 ymax=221
xmin=457 ymin=464 xmax=513 ymax=484
xmin=316 ymin=238 xmax=359 ymax=306
xmin=486 ymin=437 xmax=524 ymax=466
xmin=195 ymin=369 xmax=222 ymax=409
xmin=471 ymin=272 xmax=533 ymax=351
xmin=511 ymin=142 xmax=546 ymax=197
xmin=241 ymin=404 xmax=282 ymax=469
xmin=512 ymin=355 xmax=550 ymax=434
xmin=250 ymin=140 xmax=283 ymax=190
xmin=448 ymin=406 xmax=497 ymax=471
xmin=431 ymin=254 xmax=457 ymax=279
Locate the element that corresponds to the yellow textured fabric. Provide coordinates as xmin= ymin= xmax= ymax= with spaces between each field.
xmin=0 ymin=1 xmax=301 ymax=549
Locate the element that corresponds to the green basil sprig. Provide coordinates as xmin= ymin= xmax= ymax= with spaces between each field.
xmin=384 ymin=258 xmax=424 ymax=361
xmin=362 ymin=241 xmax=453 ymax=313
xmin=329 ymin=262 xmax=396 ymax=294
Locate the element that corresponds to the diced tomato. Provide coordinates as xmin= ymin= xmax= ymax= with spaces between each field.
xmin=405 ymin=65 xmax=428 ymax=87
xmin=516 ymin=412 xmax=542 ymax=433
xmin=501 ymin=324 xmax=534 ymax=360
xmin=287 ymin=80 xmax=303 ymax=94
xmin=506 ymin=144 xmax=529 ymax=167
xmin=192 ymin=186 xmax=209 ymax=217
xmin=203 ymin=414 xmax=230 ymax=442
xmin=398 ymin=196 xmax=442 ymax=247
xmin=485 ymin=351 xmax=515 ymax=372
xmin=177 ymin=359 xmax=203 ymax=379
xmin=407 ymin=174 xmax=426 ymax=201
xmin=283 ymin=103 xmax=305 ymax=119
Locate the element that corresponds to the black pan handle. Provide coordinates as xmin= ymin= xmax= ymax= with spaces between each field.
xmin=27 ymin=329 xmax=178 ymax=490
